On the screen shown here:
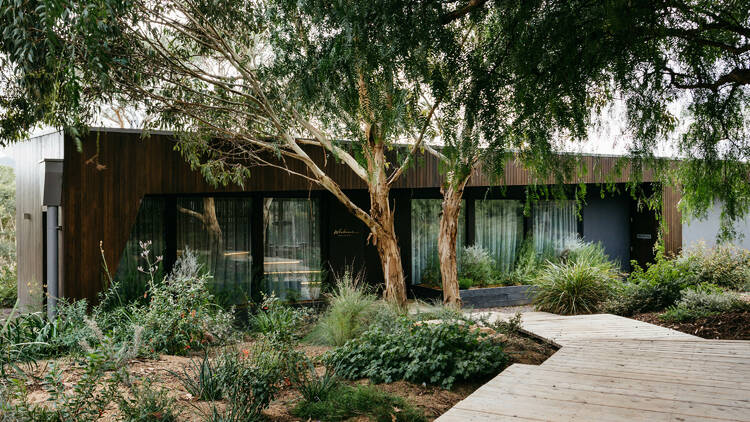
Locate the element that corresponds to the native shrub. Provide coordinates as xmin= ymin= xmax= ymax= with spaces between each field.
xmin=171 ymin=352 xmax=225 ymax=401
xmin=459 ymin=245 xmax=495 ymax=287
xmin=325 ymin=316 xmax=507 ymax=389
xmin=0 ymin=299 xmax=95 ymax=367
xmin=660 ymin=285 xmax=749 ymax=322
xmin=458 ymin=277 xmax=474 ymax=289
xmin=1 ymin=351 xmax=122 ymax=422
xmin=307 ymin=270 xmax=379 ymax=346
xmin=135 ymin=248 xmax=234 ymax=355
xmin=605 ymin=248 xmax=699 ymax=316
xmin=290 ymin=359 xmax=340 ymax=404
xmin=680 ymin=243 xmax=750 ymax=290
xmin=118 ymin=379 xmax=178 ymax=422
xmin=203 ymin=342 xmax=286 ymax=421
xmin=250 ymin=293 xmax=311 ymax=343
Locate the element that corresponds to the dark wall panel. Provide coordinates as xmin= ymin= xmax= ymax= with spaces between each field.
xmin=62 ymin=130 xmax=675 ymax=303
xmin=583 ymin=197 xmax=631 ymax=270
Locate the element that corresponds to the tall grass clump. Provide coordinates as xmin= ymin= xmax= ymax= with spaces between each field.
xmin=307 ymin=270 xmax=379 ymax=346
xmin=533 ymin=241 xmax=619 ymax=315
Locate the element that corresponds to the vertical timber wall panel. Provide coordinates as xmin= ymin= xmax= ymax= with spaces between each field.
xmin=662 ymin=185 xmax=683 ymax=255
xmin=13 ymin=131 xmax=64 ymax=311
xmin=61 ymin=130 xmax=664 ymax=303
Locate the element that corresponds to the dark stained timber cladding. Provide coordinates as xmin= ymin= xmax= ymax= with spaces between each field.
xmin=62 ymin=130 xmax=674 ymax=303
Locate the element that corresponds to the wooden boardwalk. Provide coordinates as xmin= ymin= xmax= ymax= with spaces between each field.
xmin=437 ymin=312 xmax=750 ymax=421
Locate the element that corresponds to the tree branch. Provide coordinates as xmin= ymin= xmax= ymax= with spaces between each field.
xmin=441 ymin=0 xmax=489 ymax=24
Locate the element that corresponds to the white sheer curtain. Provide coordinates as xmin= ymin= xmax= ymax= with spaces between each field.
xmin=410 ymin=199 xmax=464 ymax=286
xmin=475 ymin=200 xmax=523 ymax=272
xmin=263 ymin=198 xmax=322 ymax=301
xmin=532 ymin=200 xmax=577 ymax=254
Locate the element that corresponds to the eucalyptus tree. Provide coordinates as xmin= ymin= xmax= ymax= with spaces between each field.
xmin=0 ymin=0 xmax=503 ymax=307
xmin=500 ymin=0 xmax=750 ymax=239
xmin=421 ymin=8 xmax=586 ymax=306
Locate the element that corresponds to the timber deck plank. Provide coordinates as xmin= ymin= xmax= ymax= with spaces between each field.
xmin=436 ymin=312 xmax=750 ymax=421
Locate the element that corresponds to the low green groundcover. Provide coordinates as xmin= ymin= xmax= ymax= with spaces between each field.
xmin=325 ymin=316 xmax=507 ymax=389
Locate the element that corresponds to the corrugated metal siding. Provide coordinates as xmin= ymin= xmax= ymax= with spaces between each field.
xmin=12 ymin=131 xmax=64 ymax=311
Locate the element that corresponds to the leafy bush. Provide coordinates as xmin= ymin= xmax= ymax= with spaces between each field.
xmin=680 ymin=243 xmax=750 ymax=290
xmin=1 ymin=351 xmax=121 ymax=422
xmin=0 ymin=299 xmax=95 ymax=367
xmin=205 ymin=342 xmax=286 ymax=421
xmin=4 ymin=247 xmax=233 ymax=366
xmin=605 ymin=248 xmax=698 ymax=316
xmin=459 ymin=245 xmax=495 ymax=287
xmin=0 ymin=165 xmax=16 ymax=308
xmin=660 ymin=285 xmax=748 ymax=322
xmin=458 ymin=277 xmax=473 ymax=289
xmin=325 ymin=316 xmax=507 ymax=389
xmin=118 ymin=379 xmax=178 ymax=422
xmin=678 ymin=284 xmax=745 ymax=311
xmin=134 ymin=248 xmax=234 ymax=355
xmin=251 ymin=293 xmax=311 ymax=343
xmin=418 ymin=254 xmax=442 ymax=287
xmin=292 ymin=384 xmax=427 ymax=422
xmin=307 ymin=270 xmax=379 ymax=346
xmin=0 ymin=263 xmax=15 ymax=308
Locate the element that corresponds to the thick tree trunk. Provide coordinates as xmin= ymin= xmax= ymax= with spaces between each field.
xmin=367 ymin=140 xmax=408 ymax=309
xmin=438 ymin=173 xmax=471 ymax=308
xmin=373 ymin=222 xmax=407 ymax=308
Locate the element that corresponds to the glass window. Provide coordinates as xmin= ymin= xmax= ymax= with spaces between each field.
xmin=532 ymin=200 xmax=577 ymax=254
xmin=475 ymin=200 xmax=524 ymax=272
xmin=263 ymin=198 xmax=322 ymax=301
xmin=176 ymin=197 xmax=252 ymax=300
xmin=115 ymin=197 xmax=166 ymax=301
xmin=410 ymin=199 xmax=464 ymax=286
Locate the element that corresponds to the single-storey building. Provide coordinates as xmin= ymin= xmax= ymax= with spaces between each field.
xmin=10 ymin=128 xmax=733 ymax=311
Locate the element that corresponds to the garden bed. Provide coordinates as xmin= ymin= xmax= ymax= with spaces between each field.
xmin=7 ymin=329 xmax=555 ymax=421
xmin=412 ymin=284 xmax=537 ymax=308
xmin=632 ymin=311 xmax=750 ymax=340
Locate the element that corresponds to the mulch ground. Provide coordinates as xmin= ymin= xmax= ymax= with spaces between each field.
xmin=633 ymin=311 xmax=750 ymax=340
xmin=7 ymin=330 xmax=555 ymax=421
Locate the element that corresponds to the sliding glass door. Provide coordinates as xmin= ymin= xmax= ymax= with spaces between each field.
xmin=475 ymin=200 xmax=524 ymax=272
xmin=410 ymin=199 xmax=464 ymax=286
xmin=176 ymin=197 xmax=253 ymax=299
xmin=532 ymin=200 xmax=577 ymax=254
xmin=115 ymin=197 xmax=167 ymax=300
xmin=263 ymin=198 xmax=322 ymax=301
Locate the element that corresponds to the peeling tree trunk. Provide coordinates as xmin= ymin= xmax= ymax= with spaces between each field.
xmin=367 ymin=138 xmax=408 ymax=309
xmin=438 ymin=172 xmax=471 ymax=308
xmin=370 ymin=186 xmax=407 ymax=308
